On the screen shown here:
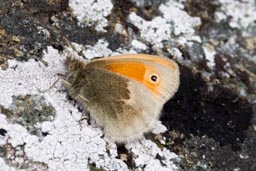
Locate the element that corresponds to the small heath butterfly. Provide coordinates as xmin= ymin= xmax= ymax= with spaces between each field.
xmin=63 ymin=54 xmax=180 ymax=143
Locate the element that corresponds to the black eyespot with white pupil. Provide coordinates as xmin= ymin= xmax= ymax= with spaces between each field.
xmin=148 ymin=73 xmax=160 ymax=84
xmin=151 ymin=75 xmax=158 ymax=82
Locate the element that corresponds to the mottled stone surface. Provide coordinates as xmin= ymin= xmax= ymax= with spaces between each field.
xmin=0 ymin=0 xmax=255 ymax=171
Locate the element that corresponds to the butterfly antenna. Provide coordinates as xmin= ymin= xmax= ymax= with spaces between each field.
xmin=38 ymin=77 xmax=61 ymax=93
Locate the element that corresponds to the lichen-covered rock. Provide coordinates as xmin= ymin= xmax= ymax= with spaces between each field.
xmin=0 ymin=0 xmax=255 ymax=171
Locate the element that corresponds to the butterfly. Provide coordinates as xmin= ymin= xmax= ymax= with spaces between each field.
xmin=62 ymin=54 xmax=180 ymax=143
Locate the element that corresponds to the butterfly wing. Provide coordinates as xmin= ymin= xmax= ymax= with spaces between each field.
xmin=87 ymin=54 xmax=180 ymax=104
xmin=64 ymin=54 xmax=180 ymax=143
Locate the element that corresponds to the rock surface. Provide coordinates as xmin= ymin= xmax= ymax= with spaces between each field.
xmin=0 ymin=0 xmax=255 ymax=170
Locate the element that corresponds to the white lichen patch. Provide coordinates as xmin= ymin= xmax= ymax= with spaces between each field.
xmin=0 ymin=158 xmax=23 ymax=171
xmin=168 ymin=48 xmax=183 ymax=62
xmin=131 ymin=39 xmax=148 ymax=51
xmin=216 ymin=0 xmax=256 ymax=29
xmin=0 ymin=46 xmax=180 ymax=171
xmin=126 ymin=139 xmax=180 ymax=171
xmin=69 ymin=0 xmax=113 ymax=32
xmin=203 ymin=43 xmax=217 ymax=69
xmin=0 ymin=48 xmax=65 ymax=108
xmin=159 ymin=1 xmax=201 ymax=36
xmin=71 ymin=39 xmax=140 ymax=60
xmin=82 ymin=39 xmax=113 ymax=59
xmin=151 ymin=120 xmax=167 ymax=134
xmin=128 ymin=0 xmax=201 ymax=49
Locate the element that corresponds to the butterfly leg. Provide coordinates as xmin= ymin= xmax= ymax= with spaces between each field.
xmin=77 ymin=94 xmax=90 ymax=129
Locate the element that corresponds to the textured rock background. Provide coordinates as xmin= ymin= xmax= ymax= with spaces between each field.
xmin=0 ymin=0 xmax=255 ymax=170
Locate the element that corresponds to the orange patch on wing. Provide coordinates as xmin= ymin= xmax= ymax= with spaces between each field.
xmin=97 ymin=54 xmax=177 ymax=71
xmin=104 ymin=62 xmax=160 ymax=95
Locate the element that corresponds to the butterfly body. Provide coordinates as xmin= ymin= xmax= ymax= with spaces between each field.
xmin=63 ymin=54 xmax=179 ymax=143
